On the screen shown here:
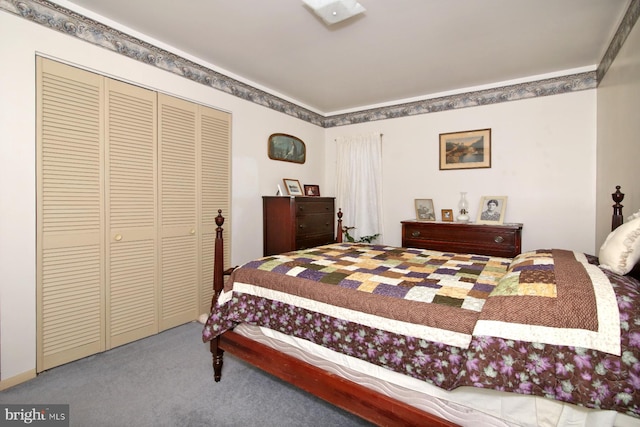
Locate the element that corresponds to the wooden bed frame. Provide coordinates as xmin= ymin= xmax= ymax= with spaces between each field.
xmin=208 ymin=187 xmax=630 ymax=427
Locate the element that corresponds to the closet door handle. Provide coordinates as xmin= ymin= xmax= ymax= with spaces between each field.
xmin=114 ymin=234 xmax=123 ymax=241
xmin=190 ymin=228 xmax=196 ymax=235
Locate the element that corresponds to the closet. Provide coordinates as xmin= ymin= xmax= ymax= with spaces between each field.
xmin=36 ymin=57 xmax=231 ymax=371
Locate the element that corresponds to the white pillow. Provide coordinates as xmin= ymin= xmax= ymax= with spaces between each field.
xmin=599 ymin=216 xmax=640 ymax=275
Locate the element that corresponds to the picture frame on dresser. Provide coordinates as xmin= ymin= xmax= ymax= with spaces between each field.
xmin=441 ymin=209 xmax=454 ymax=222
xmin=476 ymin=196 xmax=507 ymax=224
xmin=304 ymin=184 xmax=320 ymax=196
xmin=283 ymin=178 xmax=303 ymax=196
xmin=415 ymin=199 xmax=436 ymax=221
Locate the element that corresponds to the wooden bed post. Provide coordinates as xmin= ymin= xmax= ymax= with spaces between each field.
xmin=210 ymin=209 xmax=225 ymax=382
xmin=336 ymin=208 xmax=343 ymax=243
xmin=612 ymin=185 xmax=624 ymax=230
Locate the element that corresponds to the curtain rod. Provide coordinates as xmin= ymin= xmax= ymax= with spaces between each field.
xmin=334 ymin=133 xmax=383 ymax=142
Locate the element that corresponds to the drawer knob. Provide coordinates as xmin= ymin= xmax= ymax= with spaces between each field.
xmin=299 ymin=224 xmax=306 ymax=229
xmin=411 ymin=231 xmax=421 ymax=237
xmin=494 ymin=236 xmax=504 ymax=243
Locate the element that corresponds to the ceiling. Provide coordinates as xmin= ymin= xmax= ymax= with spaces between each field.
xmin=62 ymin=0 xmax=631 ymax=114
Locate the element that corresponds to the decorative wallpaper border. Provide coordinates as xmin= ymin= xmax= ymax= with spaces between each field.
xmin=1 ymin=0 xmax=636 ymax=128
xmin=597 ymin=0 xmax=640 ymax=83
xmin=324 ymin=72 xmax=597 ymax=127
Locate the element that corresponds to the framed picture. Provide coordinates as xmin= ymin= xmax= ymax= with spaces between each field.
xmin=414 ymin=199 xmax=436 ymax=221
xmin=441 ymin=209 xmax=454 ymax=222
xmin=439 ymin=128 xmax=491 ymax=170
xmin=268 ymin=133 xmax=306 ymax=164
xmin=476 ymin=196 xmax=508 ymax=224
xmin=283 ymin=178 xmax=303 ymax=196
xmin=304 ymin=184 xmax=320 ymax=196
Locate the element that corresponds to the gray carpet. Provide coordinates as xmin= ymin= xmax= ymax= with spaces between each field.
xmin=0 ymin=322 xmax=374 ymax=426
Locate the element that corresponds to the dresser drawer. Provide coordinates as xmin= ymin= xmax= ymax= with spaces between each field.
xmin=297 ymin=213 xmax=334 ymax=236
xmin=404 ymin=223 xmax=518 ymax=246
xmin=296 ymin=200 xmax=334 ymax=215
xmin=401 ymin=221 xmax=523 ymax=258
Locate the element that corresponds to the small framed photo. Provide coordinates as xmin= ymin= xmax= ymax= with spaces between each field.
xmin=304 ymin=184 xmax=320 ymax=196
xmin=441 ymin=209 xmax=454 ymax=222
xmin=415 ymin=199 xmax=436 ymax=221
xmin=476 ymin=196 xmax=507 ymax=224
xmin=439 ymin=128 xmax=491 ymax=170
xmin=283 ymin=178 xmax=304 ymax=196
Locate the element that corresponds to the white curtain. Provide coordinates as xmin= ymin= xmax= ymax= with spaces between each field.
xmin=335 ymin=132 xmax=384 ymax=242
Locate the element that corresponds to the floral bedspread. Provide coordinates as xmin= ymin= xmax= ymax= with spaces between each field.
xmin=202 ymin=244 xmax=640 ymax=418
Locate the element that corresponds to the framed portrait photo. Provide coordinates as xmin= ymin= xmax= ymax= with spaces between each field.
xmin=415 ymin=199 xmax=436 ymax=221
xmin=304 ymin=184 xmax=320 ymax=196
xmin=441 ymin=209 xmax=454 ymax=222
xmin=283 ymin=178 xmax=304 ymax=196
xmin=439 ymin=128 xmax=491 ymax=170
xmin=476 ymin=196 xmax=507 ymax=224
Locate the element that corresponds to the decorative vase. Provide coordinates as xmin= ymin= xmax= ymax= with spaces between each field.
xmin=457 ymin=192 xmax=470 ymax=222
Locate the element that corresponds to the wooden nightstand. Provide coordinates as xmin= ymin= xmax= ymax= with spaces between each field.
xmin=401 ymin=220 xmax=523 ymax=258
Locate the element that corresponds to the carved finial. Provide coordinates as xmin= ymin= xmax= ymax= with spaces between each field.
xmin=612 ymin=186 xmax=624 ymax=230
xmin=612 ymin=186 xmax=624 ymax=205
xmin=215 ymin=209 xmax=225 ymax=227
xmin=336 ymin=208 xmax=344 ymax=243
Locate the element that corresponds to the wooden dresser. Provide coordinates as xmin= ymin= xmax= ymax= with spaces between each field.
xmin=401 ymin=220 xmax=523 ymax=258
xmin=263 ymin=196 xmax=336 ymax=256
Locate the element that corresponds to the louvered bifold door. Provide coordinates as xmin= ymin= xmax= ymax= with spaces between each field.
xmin=198 ymin=106 xmax=231 ymax=315
xmin=158 ymin=94 xmax=199 ymax=330
xmin=105 ymin=80 xmax=158 ymax=348
xmin=36 ymin=58 xmax=105 ymax=371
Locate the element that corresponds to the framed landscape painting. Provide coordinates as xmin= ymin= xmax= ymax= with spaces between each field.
xmin=439 ymin=128 xmax=491 ymax=170
xmin=268 ymin=133 xmax=306 ymax=164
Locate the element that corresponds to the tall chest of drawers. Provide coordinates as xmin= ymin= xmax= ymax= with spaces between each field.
xmin=263 ymin=196 xmax=336 ymax=256
xmin=401 ymin=220 xmax=523 ymax=258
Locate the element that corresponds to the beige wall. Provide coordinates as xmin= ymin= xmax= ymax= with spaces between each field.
xmin=325 ymin=90 xmax=598 ymax=253
xmin=597 ymin=18 xmax=640 ymax=247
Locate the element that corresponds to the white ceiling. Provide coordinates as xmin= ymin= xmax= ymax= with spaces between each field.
xmin=62 ymin=0 xmax=630 ymax=114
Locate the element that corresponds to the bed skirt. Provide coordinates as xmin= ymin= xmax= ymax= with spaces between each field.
xmin=231 ymin=323 xmax=634 ymax=427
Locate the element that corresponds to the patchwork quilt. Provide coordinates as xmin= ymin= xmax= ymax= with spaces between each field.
xmin=203 ymin=244 xmax=640 ymax=417
xmin=212 ymin=244 xmax=509 ymax=348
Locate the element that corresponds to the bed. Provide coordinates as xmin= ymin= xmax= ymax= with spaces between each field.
xmin=202 ymin=186 xmax=640 ymax=427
